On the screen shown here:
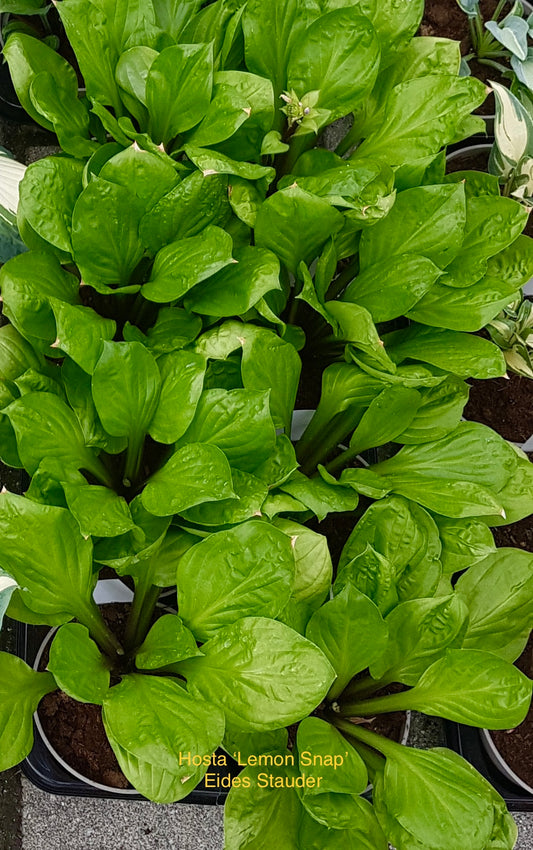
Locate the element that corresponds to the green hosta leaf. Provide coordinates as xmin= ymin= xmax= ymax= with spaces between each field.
xmin=48 ymin=623 xmax=110 ymax=704
xmin=178 ymin=521 xmax=294 ymax=641
xmin=384 ymin=324 xmax=506 ymax=378
xmin=354 ymin=75 xmax=486 ymax=167
xmin=184 ymin=145 xmax=275 ymax=183
xmin=115 ymin=46 xmax=157 ymax=115
xmin=255 ymin=187 xmax=343 ymax=274
xmin=434 ymin=516 xmax=496 ymax=575
xmin=62 ymin=359 xmax=126 ymax=455
xmin=0 ymin=494 xmax=98 ymax=623
xmin=370 ymin=595 xmax=469 ymax=685
xmin=140 ymin=171 xmax=230 ymax=256
xmin=348 ymin=385 xmax=421 ymax=454
xmin=152 ymin=0 xmax=202 ymax=37
xmin=442 ymin=195 xmax=528 ymax=288
xmin=216 ymin=70 xmax=275 ymax=161
xmin=297 ymin=717 xmax=367 ymax=795
xmin=306 ymin=583 xmax=388 ymax=699
xmin=149 ymin=350 xmax=206 ymax=444
xmin=185 ymin=246 xmax=281 ymax=317
xmin=455 ymin=549 xmax=533 ymax=662
xmin=63 ymin=484 xmax=136 ymax=539
xmin=99 ymin=144 xmax=179 ymax=212
xmin=240 ymin=326 xmax=301 ymax=433
xmin=242 ymin=0 xmax=319 ymax=100
xmin=5 ymin=392 xmax=108 ymax=481
xmin=142 ymin=226 xmax=234 ymax=303
xmin=142 ymin=443 xmax=235 ymax=517
xmin=228 ymin=176 xmax=265 ymax=227
xmin=359 ymin=183 xmax=466 ymax=269
xmin=103 ymin=674 xmax=225 ymax=803
xmin=185 ymin=82 xmax=251 ymax=148
xmin=273 ymin=519 xmax=331 ymax=611
xmin=298 ymin=806 xmax=388 ymax=850
xmin=0 ymin=652 xmax=56 ymax=770
xmin=178 ymin=617 xmax=335 ymax=731
xmin=384 ymin=649 xmax=532 ymax=728
xmin=341 ymin=254 xmax=442 ymax=322
xmin=287 ymin=8 xmax=380 ymax=123
xmin=144 ymin=526 xmax=198 ymax=588
xmin=177 ymin=388 xmax=276 ymax=473
xmin=3 ymin=32 xmax=79 ymax=131
xmin=254 ymin=436 xmax=299 ymax=490
xmin=396 ymin=376 xmax=469 ymax=444
xmin=93 ymin=496 xmax=171 ymax=575
xmin=280 ymin=472 xmax=359 ymax=521
xmin=146 ymin=43 xmax=213 ymax=144
xmin=180 ymin=469 xmax=267 ymax=527
xmin=0 ymin=324 xmax=42 ymax=380
xmin=49 ymin=300 xmax=116 ymax=375
xmin=224 ymin=764 xmax=302 ymax=850
xmin=91 ymin=341 xmax=161 ymax=448
xmin=0 ymin=251 xmax=79 ymax=354
xmin=139 ymin=307 xmax=202 ymax=355
xmin=136 ymin=615 xmax=202 ymax=669
xmin=72 ymin=179 xmax=144 ymax=291
xmin=372 ymin=746 xmax=503 ymax=850
xmin=405 ymin=274 xmax=520 ymax=332
xmin=328 ymin=302 xmax=396 ymax=373
xmin=18 ymin=156 xmax=84 ymax=255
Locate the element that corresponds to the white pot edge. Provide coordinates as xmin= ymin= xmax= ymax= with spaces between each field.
xmin=480 ymin=728 xmax=533 ymax=796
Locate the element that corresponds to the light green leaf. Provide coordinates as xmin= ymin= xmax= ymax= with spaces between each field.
xmin=63 ymin=484 xmax=136 ymax=539
xmin=384 ymin=324 xmax=506 ymax=378
xmin=0 ymin=652 xmax=56 ymax=770
xmin=149 ymin=350 xmax=206 ymax=444
xmin=18 ymin=156 xmax=84 ymax=255
xmin=136 ymin=614 xmax=202 ymax=669
xmin=48 ymin=623 xmax=110 ymax=704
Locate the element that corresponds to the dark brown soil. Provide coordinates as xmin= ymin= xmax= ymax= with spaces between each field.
xmin=446 ymin=147 xmax=491 ymax=173
xmin=465 ymin=374 xmax=533 ymax=442
xmin=419 ymin=0 xmax=512 ymax=115
xmin=37 ymin=604 xmax=132 ymax=789
xmin=490 ymin=634 xmax=533 ymax=788
xmin=493 ymin=504 xmax=533 ymax=552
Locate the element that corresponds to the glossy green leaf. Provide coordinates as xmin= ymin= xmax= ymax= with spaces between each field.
xmin=91 ymin=342 xmax=161 ymax=445
xmin=178 ymin=521 xmax=294 ymax=640
xmin=255 ymin=187 xmax=343 ymax=274
xmin=136 ymin=614 xmax=202 ymax=669
xmin=115 ymin=46 xmax=157 ymax=111
xmin=179 ymin=617 xmax=335 ymax=731
xmin=455 ymin=549 xmax=533 ymax=662
xmin=434 ymin=516 xmax=496 ymax=576
xmin=72 ymin=179 xmax=144 ymax=291
xmin=5 ymin=392 xmax=108 ymax=481
xmin=341 ymin=254 xmax=441 ymax=322
xmin=185 ymin=246 xmax=281 ymax=317
xmin=140 ymin=171 xmax=230 ymax=256
xmin=142 ymin=443 xmax=235 ymax=517
xmin=49 ymin=300 xmax=116 ymax=375
xmin=307 ymin=583 xmax=388 ymax=699
xmin=147 ymin=42 xmax=213 ymax=143
xmin=298 ymin=806 xmax=388 ymax=850
xmin=142 ymin=226 xmax=234 ymax=303
xmin=18 ymin=156 xmax=84 ymax=255
xmin=63 ymin=484 xmax=135 ymax=539
xmin=288 ymin=8 xmax=380 ymax=122
xmin=384 ymin=324 xmax=506 ymax=378
xmin=274 ymin=519 xmax=331 ymax=611
xmin=139 ymin=307 xmax=202 ymax=355
xmin=370 ymin=595 xmax=469 ymax=685
xmin=180 ymin=469 xmax=267 ymax=527
xmin=177 ymin=388 xmax=276 ymax=473
xmin=280 ymin=472 xmax=359 ymax=521
xmin=297 ymin=717 xmax=367 ymax=795
xmin=99 ymin=143 xmax=179 ymax=212
xmin=103 ymin=674 xmax=225 ymax=803
xmin=185 ymin=82 xmax=251 ymax=148
xmin=0 ymin=494 xmax=98 ymax=624
xmin=224 ymin=764 xmax=302 ymax=850
xmin=395 ymin=376 xmax=468 ymax=444
xmin=348 ymin=386 xmax=421 ymax=454
xmin=240 ymin=326 xmax=301 ymax=433
xmin=149 ymin=350 xmax=206 ymax=444
xmin=48 ymin=623 xmax=110 ymax=704
xmin=0 ymin=652 xmax=56 ymax=770
xmin=359 ymin=183 xmax=466 ymax=269
xmin=184 ymin=145 xmax=275 ymax=183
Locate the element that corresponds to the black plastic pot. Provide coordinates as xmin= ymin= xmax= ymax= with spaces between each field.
xmin=445 ymin=722 xmax=533 ymax=812
xmin=16 ymin=618 xmax=240 ymax=803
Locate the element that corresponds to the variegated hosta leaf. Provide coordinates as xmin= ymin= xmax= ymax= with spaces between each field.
xmin=456 ymin=0 xmax=480 ymax=18
xmin=510 ymin=156 xmax=533 ymax=204
xmin=0 ymin=150 xmax=26 ymax=223
xmin=490 ymin=82 xmax=533 ymax=181
xmin=0 ymin=571 xmax=17 ymax=630
xmin=485 ymin=16 xmax=529 ymax=61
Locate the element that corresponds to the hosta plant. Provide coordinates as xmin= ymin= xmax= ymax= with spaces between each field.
xmin=0 ymin=1 xmax=531 ymax=849
xmin=486 ymin=293 xmax=533 ymax=377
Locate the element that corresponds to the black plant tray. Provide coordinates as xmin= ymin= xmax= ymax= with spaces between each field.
xmin=445 ymin=722 xmax=533 ymax=812
xmin=16 ymin=621 xmax=240 ymax=803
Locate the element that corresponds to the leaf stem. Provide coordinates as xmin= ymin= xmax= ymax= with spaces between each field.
xmin=341 ymin=673 xmax=392 ymax=702
xmin=338 ymin=690 xmax=410 ymax=717
xmin=332 ymin=717 xmax=399 ymax=760
xmin=123 ymin=432 xmax=145 ymax=488
xmin=123 ymin=568 xmax=160 ymax=652
xmin=326 ymin=259 xmax=359 ymax=301
xmin=79 ymin=601 xmax=124 ymax=658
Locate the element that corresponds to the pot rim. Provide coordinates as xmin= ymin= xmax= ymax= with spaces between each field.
xmin=480 ymin=727 xmax=533 ymax=796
